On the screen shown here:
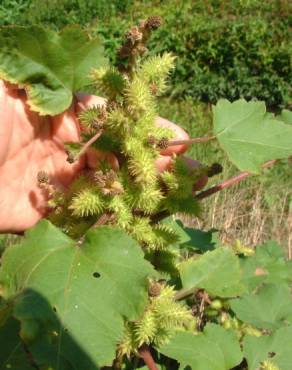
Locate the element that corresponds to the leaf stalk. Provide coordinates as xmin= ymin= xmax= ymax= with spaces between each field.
xmin=138 ymin=345 xmax=159 ymax=370
xmin=168 ymin=135 xmax=216 ymax=146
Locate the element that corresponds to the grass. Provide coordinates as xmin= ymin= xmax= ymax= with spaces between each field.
xmin=158 ymin=96 xmax=292 ymax=254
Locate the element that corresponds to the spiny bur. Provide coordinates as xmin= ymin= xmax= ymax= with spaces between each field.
xmin=46 ymin=14 xmax=201 ymax=250
xmin=118 ymin=285 xmax=194 ymax=356
xmin=42 ymin=17 xmax=203 ymax=358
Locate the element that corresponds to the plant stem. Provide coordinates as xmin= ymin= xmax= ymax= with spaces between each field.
xmin=75 ymin=130 xmax=104 ymax=160
xmin=150 ymin=210 xmax=169 ymax=224
xmin=195 ymin=159 xmax=276 ymax=200
xmin=112 ymin=354 xmax=123 ymax=370
xmin=174 ymin=287 xmax=196 ymax=301
xmin=138 ymin=345 xmax=159 ymax=370
xmin=168 ymin=136 xmax=215 ymax=146
xmin=22 ymin=343 xmax=40 ymax=369
xmin=77 ymin=213 xmax=113 ymax=246
xmin=95 ymin=212 xmax=113 ymax=226
xmin=151 ymin=159 xmax=277 ymax=224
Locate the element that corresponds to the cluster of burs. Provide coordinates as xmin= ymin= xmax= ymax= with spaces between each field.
xmin=37 ymin=17 xmax=206 ymax=352
xmin=41 ymin=16 xmax=205 ymax=249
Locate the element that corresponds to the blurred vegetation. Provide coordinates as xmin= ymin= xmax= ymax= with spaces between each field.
xmin=1 ymin=0 xmax=291 ymax=109
xmin=0 ymin=0 xmax=291 ymax=249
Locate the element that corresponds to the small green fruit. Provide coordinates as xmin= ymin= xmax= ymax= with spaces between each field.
xmin=210 ymin=299 xmax=223 ymax=310
xmin=205 ymin=308 xmax=219 ymax=317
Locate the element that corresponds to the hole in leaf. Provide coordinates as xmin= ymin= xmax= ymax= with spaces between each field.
xmin=53 ymin=306 xmax=57 ymax=313
xmin=93 ymin=272 xmax=101 ymax=278
xmin=268 ymin=352 xmax=276 ymax=358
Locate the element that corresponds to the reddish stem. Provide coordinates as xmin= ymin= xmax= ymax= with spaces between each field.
xmin=95 ymin=212 xmax=113 ymax=226
xmin=77 ymin=213 xmax=113 ymax=246
xmin=169 ymin=136 xmax=215 ymax=146
xmin=22 ymin=343 xmax=40 ymax=369
xmin=138 ymin=345 xmax=159 ymax=370
xmin=195 ymin=159 xmax=276 ymax=200
xmin=151 ymin=159 xmax=278 ymax=224
xmin=75 ymin=130 xmax=104 ymax=160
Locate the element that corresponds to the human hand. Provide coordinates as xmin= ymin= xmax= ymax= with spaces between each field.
xmin=0 ymin=81 xmax=207 ymax=232
xmin=0 ymin=80 xmax=87 ymax=232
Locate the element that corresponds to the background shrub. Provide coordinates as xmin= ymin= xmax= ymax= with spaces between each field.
xmin=1 ymin=0 xmax=291 ymax=109
xmin=94 ymin=0 xmax=292 ymax=109
xmin=0 ymin=0 xmax=132 ymax=29
xmin=0 ymin=0 xmax=292 ymax=109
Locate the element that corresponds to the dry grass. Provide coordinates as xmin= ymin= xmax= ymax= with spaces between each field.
xmin=185 ymin=175 xmax=292 ymax=257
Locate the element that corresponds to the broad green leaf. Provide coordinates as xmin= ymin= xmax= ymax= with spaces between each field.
xmin=230 ymin=284 xmax=292 ymax=330
xmin=0 ymin=298 xmax=12 ymax=328
xmin=278 ymin=109 xmax=292 ymax=125
xmin=159 ymin=323 xmax=242 ymax=370
xmin=0 ymin=26 xmax=107 ymax=115
xmin=0 ymin=317 xmax=34 ymax=370
xmin=162 ymin=217 xmax=191 ymax=245
xmin=243 ymin=326 xmax=292 ymax=370
xmin=181 ymin=227 xmax=218 ymax=253
xmin=240 ymin=241 xmax=292 ymax=291
xmin=179 ymin=247 xmax=245 ymax=297
xmin=0 ymin=221 xmax=153 ymax=368
xmin=0 ymin=234 xmax=20 ymax=257
xmin=213 ymin=99 xmax=292 ymax=173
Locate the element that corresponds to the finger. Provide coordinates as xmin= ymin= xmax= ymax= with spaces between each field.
xmin=51 ymin=102 xmax=81 ymax=143
xmin=155 ymin=155 xmax=173 ymax=172
xmin=181 ymin=156 xmax=208 ymax=191
xmin=155 ymin=116 xmax=189 ymax=156
xmin=52 ymin=94 xmax=107 ymax=143
xmin=0 ymin=80 xmax=17 ymax=164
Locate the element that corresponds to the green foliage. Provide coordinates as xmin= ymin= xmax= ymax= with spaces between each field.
xmin=279 ymin=110 xmax=292 ymax=125
xmin=0 ymin=26 xmax=107 ymax=115
xmin=213 ymin=99 xmax=292 ymax=173
xmin=0 ymin=0 xmax=133 ymax=29
xmin=0 ymin=221 xmax=154 ymax=368
xmin=1 ymin=221 xmax=286 ymax=369
xmin=243 ymin=326 xmax=292 ymax=370
xmin=179 ymin=247 xmax=245 ymax=297
xmin=159 ymin=323 xmax=243 ymax=370
xmin=90 ymin=0 xmax=291 ymax=109
xmin=1 ymin=1 xmax=290 ymax=109
xmin=230 ymin=284 xmax=292 ymax=330
xmin=240 ymin=241 xmax=292 ymax=291
xmin=0 ymin=318 xmax=34 ymax=369
xmin=152 ymin=0 xmax=292 ymax=109
xmin=0 ymin=16 xmax=292 ymax=370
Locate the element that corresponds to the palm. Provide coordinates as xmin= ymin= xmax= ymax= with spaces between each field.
xmin=0 ymin=81 xmax=83 ymax=231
